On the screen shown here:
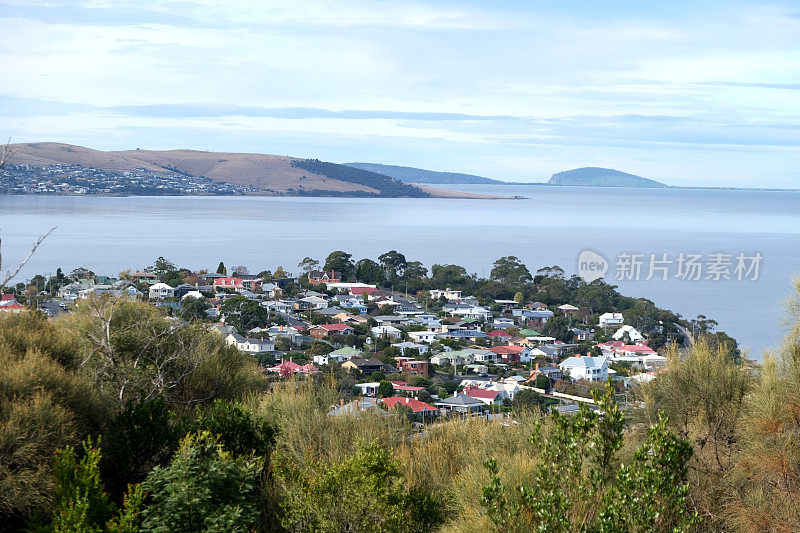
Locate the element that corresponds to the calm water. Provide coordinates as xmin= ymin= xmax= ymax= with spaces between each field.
xmin=2 ymin=185 xmax=799 ymax=358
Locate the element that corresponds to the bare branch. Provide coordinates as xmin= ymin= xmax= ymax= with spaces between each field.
xmin=0 ymin=138 xmax=13 ymax=170
xmin=0 ymin=226 xmax=56 ymax=291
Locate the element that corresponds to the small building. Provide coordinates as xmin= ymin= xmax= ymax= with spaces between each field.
xmin=599 ymin=312 xmax=624 ymax=328
xmin=148 ymin=282 xmax=175 ymax=299
xmin=308 ymin=270 xmax=342 ymax=285
xmin=435 ymin=393 xmax=486 ymax=415
xmin=398 ymin=359 xmax=429 ymax=377
xmin=559 ymin=355 xmax=609 ymax=382
xmin=309 ymin=323 xmax=354 ymax=339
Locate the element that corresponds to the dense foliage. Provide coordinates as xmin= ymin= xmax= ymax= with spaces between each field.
xmin=2 ymin=279 xmax=800 ymax=532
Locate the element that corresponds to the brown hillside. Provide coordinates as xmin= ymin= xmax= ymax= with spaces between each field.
xmin=8 ymin=143 xmax=378 ymax=194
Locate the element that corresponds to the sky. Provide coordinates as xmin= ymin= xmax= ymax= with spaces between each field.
xmin=0 ymin=0 xmax=799 ymax=186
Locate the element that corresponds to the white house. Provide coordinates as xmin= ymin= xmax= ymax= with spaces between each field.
xmin=429 ymin=288 xmax=463 ymax=300
xmin=313 ymin=346 xmax=363 ymax=366
xmin=409 ymin=330 xmax=439 ymax=344
xmin=225 ymin=332 xmax=274 ymax=354
xmin=371 ymin=325 xmax=402 ymax=339
xmin=148 ymin=283 xmax=175 ymax=299
xmin=559 ymin=355 xmax=609 ymax=382
xmin=181 ymin=290 xmax=205 ymax=300
xmin=300 ymin=295 xmax=329 ymax=309
xmin=599 ymin=312 xmax=624 ymax=328
xmin=354 ymin=382 xmax=381 ymax=396
xmin=392 ymin=341 xmax=429 ymax=355
xmin=612 ymin=324 xmax=644 ymax=342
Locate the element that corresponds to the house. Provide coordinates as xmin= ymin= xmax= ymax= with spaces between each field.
xmin=435 ymin=393 xmax=486 ymax=415
xmin=571 ymin=328 xmax=594 ymax=342
xmin=182 ymin=290 xmax=205 ymax=300
xmin=487 ymin=330 xmax=513 ymax=342
xmin=494 ymin=299 xmax=519 ymax=311
xmin=381 ymin=397 xmax=438 ymax=418
xmin=328 ymin=397 xmax=390 ymax=417
xmin=308 ymin=270 xmax=341 ymax=285
xmin=343 ymin=358 xmax=396 ymax=374
xmin=558 ymin=304 xmax=579 ymax=315
xmin=266 ymin=359 xmax=319 ymax=376
xmin=391 ymin=381 xmax=425 ymax=397
xmin=612 ymin=325 xmax=644 ymax=342
xmin=309 ymin=323 xmax=354 ymax=339
xmin=449 ymin=305 xmax=491 ymax=321
xmin=371 ymin=325 xmax=402 ymax=339
xmin=239 ymin=336 xmax=274 ymax=354
xmin=438 ymin=330 xmax=488 ymax=341
xmin=529 ymin=302 xmax=548 ymax=311
xmin=490 ymin=344 xmax=530 ymax=365
xmin=312 ymin=346 xmax=363 ymax=366
xmin=172 ymin=283 xmax=196 ymax=299
xmin=354 ymin=382 xmax=381 ymax=396
xmin=429 ymin=288 xmax=462 ymax=300
xmin=599 ymin=312 xmax=624 ymax=328
xmin=213 ymin=277 xmax=245 ymax=291
xmin=148 ymin=282 xmax=175 ymax=299
xmin=392 ymin=341 xmax=429 ymax=356
xmin=300 ymin=295 xmax=329 ymax=310
xmin=314 ymin=307 xmax=344 ymax=321
xmin=0 ymin=296 xmax=25 ymax=314
xmin=463 ymin=385 xmax=504 ymax=406
xmin=513 ymin=309 xmax=554 ymax=327
xmin=398 ymin=359 xmax=429 ymax=377
xmin=490 ymin=317 xmax=515 ymax=329
xmin=408 ymin=330 xmax=439 ymax=344
xmin=225 ymin=332 xmax=274 ymax=354
xmin=373 ymin=315 xmax=409 ymax=327
xmin=131 ymin=271 xmax=159 ymax=283
xmin=559 ymin=355 xmax=609 ymax=382
xmin=349 ymin=285 xmax=378 ymax=297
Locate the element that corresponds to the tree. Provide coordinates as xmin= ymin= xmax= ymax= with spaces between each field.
xmin=356 ymin=258 xmax=386 ymax=285
xmin=216 ymin=262 xmax=226 ymax=275
xmin=220 ymin=295 xmax=270 ymax=331
xmin=48 ymin=438 xmax=116 ymax=532
xmin=513 ymin=291 xmax=524 ymax=305
xmin=324 ymin=251 xmax=354 ymax=281
xmin=273 ymin=266 xmax=288 ymax=279
xmin=100 ymin=399 xmax=181 ymax=502
xmin=0 ymin=313 xmax=111 ymax=527
xmin=377 ymin=380 xmax=394 ymax=398
xmin=490 ymin=256 xmax=532 ymax=285
xmin=641 ymin=340 xmax=751 ymax=528
xmin=178 ymin=295 xmax=209 ymax=321
xmin=61 ymin=293 xmax=263 ymax=409
xmin=481 ymin=386 xmax=698 ymax=532
xmin=231 ymin=265 xmax=249 ymax=276
xmin=274 ymin=440 xmax=445 ymax=533
xmin=137 ymin=431 xmax=264 ymax=532
xmin=378 ymin=250 xmax=407 ymax=281
xmin=298 ymin=257 xmax=319 ymax=273
xmin=152 ymin=257 xmax=177 ymax=280
xmin=724 ymin=278 xmax=800 ymax=531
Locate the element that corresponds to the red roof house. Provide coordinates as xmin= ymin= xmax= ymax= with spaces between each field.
xmin=463 ymin=385 xmax=503 ymax=405
xmin=309 ymin=323 xmax=354 ymax=338
xmin=213 ymin=277 xmax=244 ymax=290
xmin=267 ymin=360 xmax=320 ymax=377
xmin=490 ymin=344 xmax=527 ymax=365
xmin=380 ymin=396 xmax=438 ymax=415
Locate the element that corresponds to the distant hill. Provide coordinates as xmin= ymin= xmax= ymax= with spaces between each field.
xmin=6 ymin=143 xmax=430 ymax=197
xmin=548 ymin=167 xmax=667 ymax=188
xmin=345 ymin=162 xmax=502 ymax=184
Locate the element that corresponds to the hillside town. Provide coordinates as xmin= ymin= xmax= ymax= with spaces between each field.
xmin=2 ymin=252 xmax=721 ymax=420
xmin=0 ymin=163 xmax=251 ymax=195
